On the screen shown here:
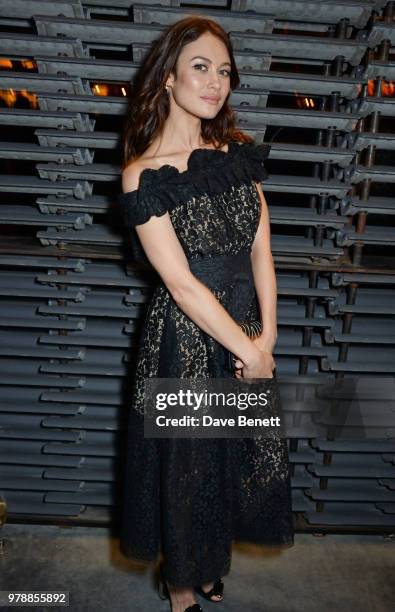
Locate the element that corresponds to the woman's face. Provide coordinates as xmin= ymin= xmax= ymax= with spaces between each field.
xmin=167 ymin=32 xmax=232 ymax=119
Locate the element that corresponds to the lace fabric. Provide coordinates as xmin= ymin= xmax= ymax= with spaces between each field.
xmin=118 ymin=140 xmax=294 ymax=587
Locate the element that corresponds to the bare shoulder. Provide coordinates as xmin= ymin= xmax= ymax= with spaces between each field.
xmin=121 ymin=145 xmax=164 ymax=193
xmin=121 ymin=158 xmax=147 ymax=194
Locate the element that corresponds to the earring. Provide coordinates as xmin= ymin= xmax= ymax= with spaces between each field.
xmin=165 ymin=86 xmax=169 ymax=94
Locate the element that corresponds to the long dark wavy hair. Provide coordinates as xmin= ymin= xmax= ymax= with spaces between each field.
xmin=121 ymin=16 xmax=253 ymax=169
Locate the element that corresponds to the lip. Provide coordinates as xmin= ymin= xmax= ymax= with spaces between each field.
xmin=201 ymin=96 xmax=220 ymax=104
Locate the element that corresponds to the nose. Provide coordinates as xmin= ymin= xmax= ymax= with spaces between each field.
xmin=207 ymin=67 xmax=221 ymax=89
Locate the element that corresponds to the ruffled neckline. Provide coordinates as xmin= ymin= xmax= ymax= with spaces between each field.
xmin=118 ymin=140 xmax=271 ymax=228
xmin=123 ymin=140 xmax=242 ymax=195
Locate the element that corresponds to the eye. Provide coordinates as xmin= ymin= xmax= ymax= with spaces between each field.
xmin=193 ymin=64 xmax=231 ymax=77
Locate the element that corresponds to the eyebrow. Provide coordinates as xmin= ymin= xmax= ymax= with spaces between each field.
xmin=190 ymin=55 xmax=231 ymax=67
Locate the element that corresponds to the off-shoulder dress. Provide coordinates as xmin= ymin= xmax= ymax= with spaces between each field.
xmin=118 ymin=140 xmax=294 ymax=587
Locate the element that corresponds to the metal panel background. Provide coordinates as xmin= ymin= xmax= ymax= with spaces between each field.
xmin=0 ymin=0 xmax=394 ymax=534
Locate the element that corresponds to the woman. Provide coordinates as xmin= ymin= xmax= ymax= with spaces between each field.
xmin=118 ymin=16 xmax=294 ymax=612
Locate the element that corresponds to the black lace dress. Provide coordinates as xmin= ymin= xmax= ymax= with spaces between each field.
xmin=118 ymin=140 xmax=294 ymax=587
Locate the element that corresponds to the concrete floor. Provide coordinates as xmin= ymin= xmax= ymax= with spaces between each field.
xmin=0 ymin=524 xmax=394 ymax=612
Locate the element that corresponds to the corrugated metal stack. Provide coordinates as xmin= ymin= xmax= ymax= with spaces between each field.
xmin=0 ymin=0 xmax=394 ymax=533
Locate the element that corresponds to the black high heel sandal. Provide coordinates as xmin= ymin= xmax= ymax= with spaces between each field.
xmin=194 ymin=579 xmax=224 ymax=603
xmin=158 ymin=562 xmax=204 ymax=612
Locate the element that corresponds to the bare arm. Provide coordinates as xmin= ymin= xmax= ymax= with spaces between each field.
xmin=250 ymin=181 xmax=278 ymax=353
xmin=122 ymin=162 xmax=264 ymax=372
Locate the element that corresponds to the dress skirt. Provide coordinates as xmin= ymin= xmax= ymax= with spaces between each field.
xmin=120 ymin=250 xmax=294 ymax=587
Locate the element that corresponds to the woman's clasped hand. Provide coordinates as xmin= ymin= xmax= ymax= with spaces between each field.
xmin=234 ymin=335 xmax=276 ymax=379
